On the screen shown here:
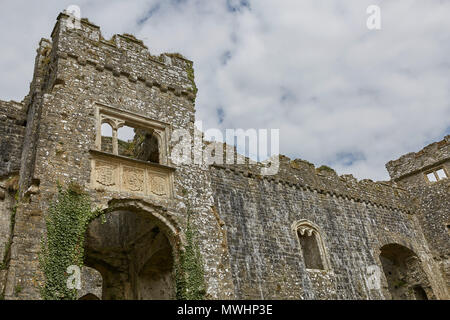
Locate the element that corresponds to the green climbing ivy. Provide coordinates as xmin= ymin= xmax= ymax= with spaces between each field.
xmin=175 ymin=204 xmax=206 ymax=300
xmin=39 ymin=182 xmax=101 ymax=300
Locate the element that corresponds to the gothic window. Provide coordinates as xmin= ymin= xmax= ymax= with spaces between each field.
xmin=293 ymin=220 xmax=328 ymax=271
xmin=425 ymin=167 xmax=448 ymax=183
xmin=95 ymin=103 xmax=168 ymax=165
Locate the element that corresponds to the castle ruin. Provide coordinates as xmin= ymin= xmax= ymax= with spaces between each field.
xmin=0 ymin=13 xmax=448 ymax=300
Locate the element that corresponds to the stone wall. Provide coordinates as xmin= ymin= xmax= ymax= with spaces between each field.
xmin=414 ymin=179 xmax=450 ymax=291
xmin=0 ymin=100 xmax=26 ymax=178
xmin=209 ymin=156 xmax=448 ymax=299
xmin=0 ymin=99 xmax=25 ymax=297
xmin=0 ymin=176 xmax=18 ymax=296
xmin=386 ymin=137 xmax=450 ymax=294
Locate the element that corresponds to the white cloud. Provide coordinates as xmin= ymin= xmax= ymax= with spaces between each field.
xmin=0 ymin=0 xmax=449 ymax=180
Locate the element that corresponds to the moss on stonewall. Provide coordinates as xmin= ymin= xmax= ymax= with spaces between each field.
xmin=317 ymin=165 xmax=336 ymax=174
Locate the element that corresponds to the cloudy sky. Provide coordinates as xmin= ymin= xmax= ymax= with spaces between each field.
xmin=0 ymin=0 xmax=449 ymax=180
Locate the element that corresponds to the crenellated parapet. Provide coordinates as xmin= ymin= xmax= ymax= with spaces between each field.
xmin=45 ymin=13 xmax=196 ymax=104
xmin=212 ymin=153 xmax=413 ymax=214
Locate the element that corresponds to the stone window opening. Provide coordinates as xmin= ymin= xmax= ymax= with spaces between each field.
xmin=100 ymin=121 xmax=161 ymax=164
xmin=425 ymin=167 xmax=448 ymax=183
xmin=292 ymin=220 xmax=329 ymax=271
xmin=95 ymin=104 xmax=169 ymax=166
xmin=101 ymin=122 xmax=113 ymax=153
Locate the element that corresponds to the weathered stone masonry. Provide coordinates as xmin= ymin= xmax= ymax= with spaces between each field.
xmin=0 ymin=13 xmax=448 ymax=300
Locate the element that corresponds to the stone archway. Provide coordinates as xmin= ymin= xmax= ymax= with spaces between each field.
xmin=379 ymin=243 xmax=434 ymax=300
xmin=83 ymin=201 xmax=180 ymax=300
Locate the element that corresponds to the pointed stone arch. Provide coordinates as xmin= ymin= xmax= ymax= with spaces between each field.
xmin=84 ymin=199 xmax=184 ymax=300
xmin=378 ymin=243 xmax=435 ymax=300
xmin=292 ymin=220 xmax=330 ymax=271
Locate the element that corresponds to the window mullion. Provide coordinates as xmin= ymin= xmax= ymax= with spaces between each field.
xmin=112 ymin=128 xmax=119 ymax=155
xmin=433 ymin=171 xmax=440 ymax=181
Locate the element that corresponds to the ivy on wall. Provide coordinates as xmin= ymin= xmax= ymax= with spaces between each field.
xmin=39 ymin=182 xmax=205 ymax=300
xmin=39 ymin=182 xmax=101 ymax=300
xmin=175 ymin=204 xmax=206 ymax=300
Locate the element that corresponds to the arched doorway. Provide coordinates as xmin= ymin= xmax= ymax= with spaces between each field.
xmin=379 ymin=244 xmax=434 ymax=300
xmin=84 ymin=207 xmax=176 ymax=300
xmin=413 ymin=286 xmax=428 ymax=300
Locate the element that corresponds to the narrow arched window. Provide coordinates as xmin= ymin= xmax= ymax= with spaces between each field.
xmin=101 ymin=122 xmax=113 ymax=153
xmin=293 ymin=220 xmax=328 ymax=270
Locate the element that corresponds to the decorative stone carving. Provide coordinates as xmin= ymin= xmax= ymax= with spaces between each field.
xmin=91 ymin=152 xmax=173 ymax=198
xmin=95 ymin=162 xmax=117 ymax=186
xmin=123 ymin=167 xmax=144 ymax=192
xmin=298 ymin=226 xmax=315 ymax=237
xmin=149 ymin=175 xmax=167 ymax=196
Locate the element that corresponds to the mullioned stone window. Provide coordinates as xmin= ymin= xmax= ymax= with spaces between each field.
xmin=292 ymin=220 xmax=329 ymax=271
xmin=95 ymin=103 xmax=169 ymax=165
xmin=424 ymin=167 xmax=448 ymax=183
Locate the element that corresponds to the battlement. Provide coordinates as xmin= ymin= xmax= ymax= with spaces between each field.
xmin=45 ymin=12 xmax=196 ymax=101
xmin=212 ymin=153 xmax=412 ymax=214
xmin=386 ymin=135 xmax=450 ymax=181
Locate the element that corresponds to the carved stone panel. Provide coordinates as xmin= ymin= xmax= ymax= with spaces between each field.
xmin=148 ymin=174 xmax=167 ymax=196
xmin=90 ymin=152 xmax=173 ymax=198
xmin=95 ymin=161 xmax=118 ymax=187
xmin=122 ymin=167 xmax=145 ymax=193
